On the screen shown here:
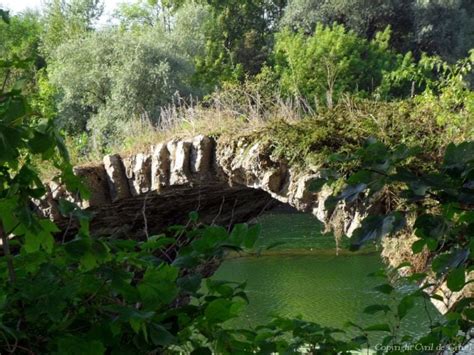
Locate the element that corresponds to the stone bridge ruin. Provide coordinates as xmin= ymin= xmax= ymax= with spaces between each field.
xmin=37 ymin=135 xmax=366 ymax=240
xmin=34 ymin=134 xmax=472 ymax=314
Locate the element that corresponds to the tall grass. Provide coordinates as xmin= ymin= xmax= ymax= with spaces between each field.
xmin=61 ymin=82 xmax=472 ymax=173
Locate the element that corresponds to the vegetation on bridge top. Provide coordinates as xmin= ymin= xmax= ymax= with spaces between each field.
xmin=0 ymin=1 xmax=473 ymax=353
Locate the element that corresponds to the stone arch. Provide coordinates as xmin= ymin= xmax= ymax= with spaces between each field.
xmin=36 ymin=134 xmax=371 ymax=239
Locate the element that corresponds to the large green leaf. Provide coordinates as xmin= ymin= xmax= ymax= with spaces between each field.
xmin=111 ymin=269 xmax=139 ymax=302
xmin=138 ymin=265 xmax=179 ymax=310
xmin=192 ymin=225 xmax=228 ymax=252
xmin=29 ymin=130 xmax=56 ymax=156
xmin=24 ymin=219 xmax=59 ymax=253
xmin=357 ymin=141 xmax=390 ymax=168
xmin=177 ymin=274 xmax=202 ymax=293
xmin=229 ymin=223 xmax=248 ymax=245
xmin=447 ymin=267 xmax=466 ymax=292
xmin=244 ymin=224 xmax=261 ymax=249
xmin=172 ymin=255 xmax=199 ymax=268
xmin=432 ymin=249 xmax=469 ymax=275
xmin=397 ymin=294 xmax=415 ymax=320
xmin=444 ymin=142 xmax=474 ymax=172
xmin=373 ymin=284 xmax=394 ymax=295
xmin=150 ymin=324 xmax=176 ymax=346
xmin=1 ymin=97 xmax=26 ymax=124
xmin=65 ymin=238 xmax=90 ymax=258
xmin=411 ymin=239 xmax=427 ymax=254
xmin=350 ymin=212 xmax=405 ymax=250
xmin=204 ymin=298 xmax=244 ymax=324
xmin=414 ymin=214 xmax=448 ymax=240
xmin=0 ymin=124 xmax=22 ymax=163
xmin=363 ymin=304 xmax=391 ymax=315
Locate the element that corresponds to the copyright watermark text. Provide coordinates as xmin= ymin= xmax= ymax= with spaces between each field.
xmin=374 ymin=342 xmax=474 ymax=352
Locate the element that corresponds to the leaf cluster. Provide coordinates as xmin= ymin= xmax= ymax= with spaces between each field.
xmin=310 ymin=139 xmax=473 ymax=350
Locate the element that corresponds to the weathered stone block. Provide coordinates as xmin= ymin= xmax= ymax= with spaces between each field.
xmin=151 ymin=143 xmax=170 ymax=190
xmin=123 ymin=153 xmax=152 ymax=196
xmin=34 ymin=184 xmax=62 ymax=221
xmin=103 ymin=154 xmax=131 ymax=201
xmin=73 ymin=164 xmax=111 ymax=207
xmin=48 ymin=181 xmax=65 ymax=200
xmin=191 ymin=135 xmax=213 ymax=176
xmin=262 ymin=169 xmax=283 ymax=193
xmin=169 ymin=140 xmax=192 ymax=185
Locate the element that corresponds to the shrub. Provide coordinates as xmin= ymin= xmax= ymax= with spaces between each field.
xmin=274 ymin=24 xmax=398 ymax=107
xmin=377 ymin=50 xmax=474 ymax=99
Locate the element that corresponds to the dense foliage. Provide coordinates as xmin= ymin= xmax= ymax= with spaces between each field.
xmin=281 ymin=0 xmax=474 ymax=63
xmin=40 ymin=0 xmax=103 ymax=58
xmin=0 ymin=1 xmax=473 ymax=353
xmin=2 ymin=0 xmax=472 ymax=153
xmin=49 ymin=28 xmax=196 ymax=145
xmin=309 ymin=139 xmax=474 ymax=351
xmin=274 ymin=24 xmax=397 ymax=107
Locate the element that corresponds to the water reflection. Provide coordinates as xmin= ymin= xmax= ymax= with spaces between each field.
xmin=213 ymin=211 xmax=441 ymax=341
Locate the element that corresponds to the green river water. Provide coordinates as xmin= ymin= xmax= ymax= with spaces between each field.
xmin=213 ymin=210 xmax=441 ymax=341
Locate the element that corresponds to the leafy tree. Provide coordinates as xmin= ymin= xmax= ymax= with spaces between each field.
xmin=280 ymin=0 xmax=474 ymax=62
xmin=0 ymin=11 xmax=43 ymax=93
xmin=169 ymin=1 xmax=210 ymax=58
xmin=0 ymin=10 xmax=65 ymax=123
xmin=113 ymin=0 xmax=179 ymax=29
xmin=194 ymin=0 xmax=288 ymax=87
xmin=40 ymin=0 xmax=104 ymax=57
xmin=274 ymin=23 xmax=398 ymax=107
xmin=114 ymin=0 xmax=210 ymax=59
xmin=280 ymin=0 xmax=414 ymax=51
xmin=377 ymin=50 xmax=474 ymax=101
xmin=48 ymin=27 xmax=196 ymax=148
xmin=0 ymin=8 xmax=84 ymax=330
xmin=412 ymin=0 xmax=474 ymax=63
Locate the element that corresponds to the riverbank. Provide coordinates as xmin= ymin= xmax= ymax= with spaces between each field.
xmin=225 ymin=246 xmax=378 ymax=259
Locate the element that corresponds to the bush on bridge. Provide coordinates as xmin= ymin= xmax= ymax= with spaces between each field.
xmin=274 ymin=23 xmax=398 ymax=107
